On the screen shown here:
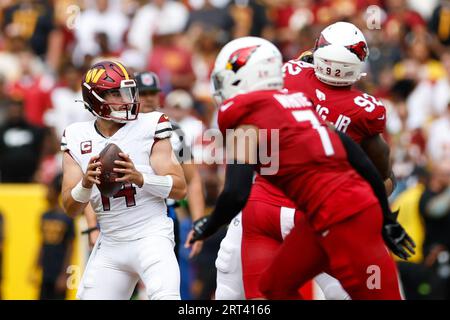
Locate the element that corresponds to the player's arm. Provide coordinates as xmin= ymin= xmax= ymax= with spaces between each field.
xmin=113 ymin=139 xmax=187 ymax=200
xmin=182 ymin=163 xmax=205 ymax=222
xmin=191 ymin=163 xmax=254 ymax=242
xmin=149 ymin=138 xmax=187 ymax=200
xmin=83 ymin=204 xmax=100 ymax=249
xmin=62 ymin=152 xmax=101 ymax=218
xmin=182 ymin=163 xmax=207 ymax=257
xmin=83 ymin=203 xmax=99 ymax=230
xmin=360 ymin=134 xmax=396 ymax=195
xmin=336 ymin=131 xmax=415 ymax=259
xmin=190 ymin=125 xmax=257 ymax=243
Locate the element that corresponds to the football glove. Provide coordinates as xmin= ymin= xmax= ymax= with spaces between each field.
xmin=382 ymin=210 xmax=416 ymax=260
xmin=190 ymin=216 xmax=213 ymax=244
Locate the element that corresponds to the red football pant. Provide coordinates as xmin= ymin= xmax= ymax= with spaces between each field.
xmin=259 ymin=204 xmax=403 ymax=300
xmin=241 ymin=201 xmax=302 ymax=299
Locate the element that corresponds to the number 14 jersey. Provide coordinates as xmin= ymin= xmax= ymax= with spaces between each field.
xmin=62 ymin=112 xmax=174 ymax=241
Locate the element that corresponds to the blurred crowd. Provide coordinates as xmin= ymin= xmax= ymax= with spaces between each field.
xmin=0 ymin=0 xmax=449 ymax=299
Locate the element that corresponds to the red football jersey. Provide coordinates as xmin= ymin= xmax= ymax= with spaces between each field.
xmin=248 ymin=174 xmax=295 ymax=208
xmin=250 ymin=60 xmax=387 ymax=210
xmin=283 ymin=60 xmax=386 ymax=144
xmin=218 ymin=89 xmax=377 ymax=231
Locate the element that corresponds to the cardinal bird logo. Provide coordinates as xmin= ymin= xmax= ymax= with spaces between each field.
xmin=314 ymin=35 xmax=368 ymax=62
xmin=226 ymin=45 xmax=260 ymax=73
xmin=345 ymin=41 xmax=368 ymax=61
xmin=314 ymin=34 xmax=331 ymax=50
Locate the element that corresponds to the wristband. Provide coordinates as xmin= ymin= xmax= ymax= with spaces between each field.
xmin=71 ymin=180 xmax=92 ymax=203
xmin=81 ymin=226 xmax=99 ymax=235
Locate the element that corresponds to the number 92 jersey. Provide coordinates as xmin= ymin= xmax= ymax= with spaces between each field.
xmin=61 ymin=112 xmax=174 ymax=241
xmin=217 ymin=90 xmax=377 ymax=231
xmin=283 ymin=60 xmax=386 ymax=144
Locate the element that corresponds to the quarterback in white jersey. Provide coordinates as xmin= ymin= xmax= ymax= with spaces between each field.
xmin=61 ymin=61 xmax=187 ymax=300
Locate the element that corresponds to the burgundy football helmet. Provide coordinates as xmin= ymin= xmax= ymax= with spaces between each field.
xmin=80 ymin=60 xmax=140 ymax=122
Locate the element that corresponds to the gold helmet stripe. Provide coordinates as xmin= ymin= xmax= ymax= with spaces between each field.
xmin=92 ymin=69 xmax=105 ymax=83
xmin=113 ymin=61 xmax=129 ymax=80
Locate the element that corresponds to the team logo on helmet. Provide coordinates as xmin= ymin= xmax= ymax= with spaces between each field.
xmin=345 ymin=41 xmax=368 ymax=61
xmin=314 ymin=34 xmax=331 ymax=50
xmin=85 ymin=68 xmax=105 ymax=84
xmin=314 ymin=34 xmax=367 ymax=62
xmin=226 ymin=45 xmax=260 ymax=73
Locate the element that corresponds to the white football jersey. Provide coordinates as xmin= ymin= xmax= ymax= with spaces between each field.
xmin=61 ymin=112 xmax=174 ymax=241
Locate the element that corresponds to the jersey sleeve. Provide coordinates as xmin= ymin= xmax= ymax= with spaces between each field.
xmin=217 ymin=97 xmax=251 ymax=134
xmin=359 ymin=103 xmax=386 ymax=137
xmin=60 ymin=125 xmax=82 ymax=165
xmin=352 ymin=94 xmax=387 ymax=138
xmin=155 ymin=114 xmax=173 ymax=140
xmin=60 ymin=130 xmax=68 ymax=152
xmin=60 ymin=127 xmax=77 ymax=160
xmin=170 ymin=122 xmax=192 ymax=163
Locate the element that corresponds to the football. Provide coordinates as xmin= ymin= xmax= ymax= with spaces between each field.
xmin=96 ymin=143 xmax=125 ymax=197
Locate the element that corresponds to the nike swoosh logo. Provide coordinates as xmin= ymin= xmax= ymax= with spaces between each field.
xmin=220 ymin=101 xmax=234 ymax=112
xmin=377 ymin=115 xmax=385 ymax=120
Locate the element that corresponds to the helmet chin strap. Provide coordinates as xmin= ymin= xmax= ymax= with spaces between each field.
xmin=75 ymin=99 xmax=94 ymax=112
xmin=109 ymin=110 xmax=131 ymax=123
xmin=76 ymin=99 xmax=110 ymax=119
xmin=77 ymin=100 xmax=129 ymax=123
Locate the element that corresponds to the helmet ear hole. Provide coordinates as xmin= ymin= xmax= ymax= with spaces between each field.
xmin=232 ymin=80 xmax=241 ymax=86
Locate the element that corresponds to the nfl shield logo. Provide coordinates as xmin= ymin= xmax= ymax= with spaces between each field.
xmin=142 ymin=74 xmax=154 ymax=86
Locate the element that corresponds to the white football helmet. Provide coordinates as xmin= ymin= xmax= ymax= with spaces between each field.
xmin=211 ymin=37 xmax=284 ymax=105
xmin=313 ymin=22 xmax=369 ymax=87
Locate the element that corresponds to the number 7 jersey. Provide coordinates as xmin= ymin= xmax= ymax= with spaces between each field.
xmin=217 ymin=90 xmax=378 ymax=231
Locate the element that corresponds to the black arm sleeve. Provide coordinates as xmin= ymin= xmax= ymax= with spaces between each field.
xmin=202 ymin=163 xmax=254 ymax=238
xmin=336 ymin=131 xmax=394 ymax=223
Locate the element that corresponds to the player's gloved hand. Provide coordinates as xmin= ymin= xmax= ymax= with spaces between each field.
xmin=382 ymin=211 xmax=416 ymax=260
xmin=190 ymin=216 xmax=215 ymax=244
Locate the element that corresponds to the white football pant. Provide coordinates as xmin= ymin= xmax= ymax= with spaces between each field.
xmin=77 ymin=232 xmax=180 ymax=300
